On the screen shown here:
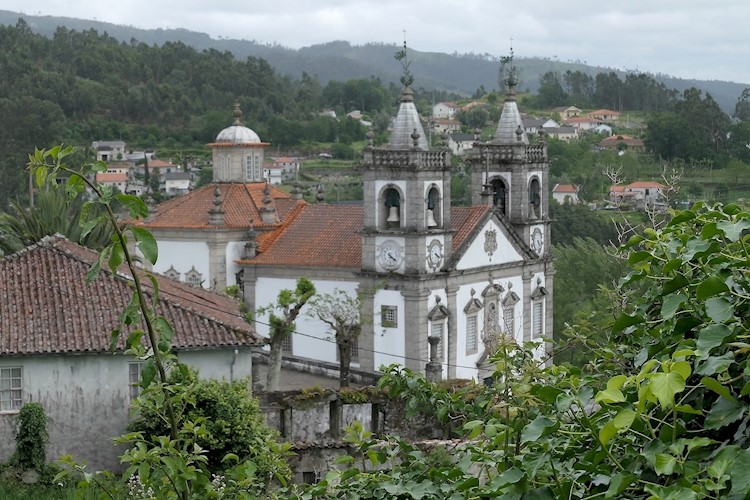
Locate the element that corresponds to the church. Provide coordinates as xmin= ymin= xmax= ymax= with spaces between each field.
xmin=133 ymin=70 xmax=554 ymax=381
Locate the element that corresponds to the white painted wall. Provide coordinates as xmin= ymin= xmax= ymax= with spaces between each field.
xmin=225 ymin=241 xmax=245 ymax=287
xmin=0 ymin=350 xmax=247 ymax=472
xmin=373 ymin=289 xmax=406 ymax=369
xmin=154 ymin=240 xmax=210 ymax=286
xmin=428 ymin=289 xmax=449 ymax=377
xmin=254 ymin=277 xmax=360 ymax=364
xmin=456 ymin=219 xmax=522 ymax=270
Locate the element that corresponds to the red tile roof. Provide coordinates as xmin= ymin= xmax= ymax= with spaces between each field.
xmin=553 ymin=184 xmax=578 ymax=193
xmin=96 ymin=172 xmax=127 ymax=182
xmin=242 ymin=204 xmax=364 ymax=268
xmin=452 ymin=206 xmax=491 ymax=249
xmin=0 ymin=236 xmax=259 ymax=355
xmin=134 ymin=182 xmax=299 ymax=230
xmin=238 ymin=205 xmax=491 ymax=269
xmin=627 ymin=181 xmax=665 ymax=189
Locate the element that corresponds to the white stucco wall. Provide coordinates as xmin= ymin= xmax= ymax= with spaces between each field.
xmin=373 ymin=289 xmax=406 ymax=369
xmin=427 ymin=289 xmax=448 ymax=377
xmin=456 ymin=219 xmax=522 ymax=270
xmin=153 ymin=240 xmax=210 ymax=286
xmin=0 ymin=350 xmax=251 ymax=472
xmin=225 ymin=241 xmax=245 ymax=287
xmin=254 ymin=277 xmax=360 ymax=364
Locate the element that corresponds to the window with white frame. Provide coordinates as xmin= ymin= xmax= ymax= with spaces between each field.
xmin=282 ymin=334 xmax=293 ymax=354
xmin=0 ymin=367 xmax=23 ymax=412
xmin=381 ymin=305 xmax=398 ymax=328
xmin=129 ymin=362 xmax=142 ymax=401
xmin=533 ymin=301 xmax=544 ymax=338
xmin=431 ymin=321 xmax=444 ymax=359
xmin=466 ymin=315 xmax=478 ymax=353
xmin=503 ymin=306 xmax=515 ymax=336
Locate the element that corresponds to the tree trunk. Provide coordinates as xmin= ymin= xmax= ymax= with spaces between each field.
xmin=267 ymin=335 xmax=284 ymax=391
xmin=338 ymin=339 xmax=351 ymax=388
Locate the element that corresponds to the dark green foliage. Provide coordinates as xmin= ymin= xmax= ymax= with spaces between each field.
xmin=549 ymin=199 xmax=620 ymax=246
xmin=0 ymin=183 xmax=114 ymax=254
xmin=12 ymin=403 xmax=48 ymax=471
xmin=551 ymin=237 xmax=628 ymax=349
xmin=129 ymin=367 xmax=291 ymax=481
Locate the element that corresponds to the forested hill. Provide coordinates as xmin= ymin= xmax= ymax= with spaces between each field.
xmin=1 ymin=9 xmax=746 ymax=113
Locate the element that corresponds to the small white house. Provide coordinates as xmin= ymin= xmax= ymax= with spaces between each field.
xmin=432 ymin=102 xmax=460 ymax=120
xmin=0 ymin=236 xmax=260 ymax=472
xmin=552 ymin=184 xmax=580 ymax=204
xmin=165 ymin=171 xmax=191 ymax=196
xmin=92 ymin=141 xmax=126 ymax=162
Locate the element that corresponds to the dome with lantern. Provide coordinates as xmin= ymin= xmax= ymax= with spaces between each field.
xmin=214 ymin=102 xmax=262 ymax=144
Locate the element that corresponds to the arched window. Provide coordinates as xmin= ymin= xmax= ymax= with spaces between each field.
xmin=529 ymin=178 xmax=541 ymax=219
xmin=426 ymin=186 xmax=441 ymax=228
xmin=491 ymin=178 xmax=507 ymax=215
xmin=382 ymin=186 xmax=402 ymax=229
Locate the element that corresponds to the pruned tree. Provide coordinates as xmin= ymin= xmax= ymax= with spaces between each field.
xmin=307 ymin=288 xmax=362 ymax=388
xmin=261 ymin=277 xmax=316 ymax=391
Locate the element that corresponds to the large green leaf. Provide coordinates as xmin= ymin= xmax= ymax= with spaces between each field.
xmin=521 ymin=416 xmax=557 ymax=444
xmin=717 ymin=219 xmax=750 ymax=242
xmin=696 ymin=323 xmax=732 ymax=353
xmin=131 ymin=227 xmax=159 ymax=265
xmin=730 ymin=448 xmax=750 ymax=496
xmin=654 ymin=453 xmax=678 ymax=476
xmin=705 ymin=297 xmax=734 ymax=323
xmin=661 ymin=293 xmax=687 ymax=319
xmin=696 ymin=276 xmax=730 ymax=300
xmin=705 ymin=397 xmax=746 ymax=430
xmin=648 ymin=372 xmax=686 ymax=409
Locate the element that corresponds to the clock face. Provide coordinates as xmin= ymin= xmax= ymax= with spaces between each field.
xmin=378 ymin=240 xmax=403 ymax=270
xmin=427 ymin=239 xmax=443 ymax=270
xmin=531 ymin=228 xmax=544 ymax=254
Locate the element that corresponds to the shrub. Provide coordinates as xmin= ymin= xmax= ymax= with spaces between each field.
xmin=129 ymin=367 xmax=291 ymax=484
xmin=12 ymin=403 xmax=48 ymax=471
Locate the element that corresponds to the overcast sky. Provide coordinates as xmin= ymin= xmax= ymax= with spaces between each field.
xmin=6 ymin=1 xmax=750 ymax=85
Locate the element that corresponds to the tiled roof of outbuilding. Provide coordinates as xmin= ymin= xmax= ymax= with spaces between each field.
xmin=133 ymin=182 xmax=299 ymax=230
xmin=0 ymin=235 xmax=259 ymax=355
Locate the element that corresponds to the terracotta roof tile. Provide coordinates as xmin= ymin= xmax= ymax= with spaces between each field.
xmin=553 ymin=184 xmax=578 ymax=193
xmin=134 ymin=182 xmax=298 ymax=230
xmin=452 ymin=206 xmax=491 ymax=250
xmin=244 ymin=204 xmax=364 ymax=268
xmin=0 ymin=235 xmax=259 ymax=355
xmin=627 ymin=181 xmax=665 ymax=189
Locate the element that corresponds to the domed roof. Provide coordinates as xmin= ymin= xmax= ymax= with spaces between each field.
xmin=215 ymin=103 xmax=262 ymax=144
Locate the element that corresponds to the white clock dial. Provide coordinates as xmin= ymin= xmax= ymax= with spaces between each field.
xmin=531 ymin=228 xmax=544 ymax=254
xmin=378 ymin=240 xmax=403 ymax=270
xmin=427 ymin=239 xmax=443 ymax=270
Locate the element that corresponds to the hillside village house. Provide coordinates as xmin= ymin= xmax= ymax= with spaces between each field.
xmin=134 ymin=74 xmax=554 ymax=382
xmin=552 ymin=105 xmax=582 ymax=119
xmin=432 ymin=101 xmax=460 ymax=120
xmin=552 ymin=184 xmax=580 ymax=204
xmin=92 ymin=140 xmax=126 ymax=161
xmin=588 ymin=109 xmax=620 ymax=121
xmin=599 ymin=134 xmax=645 ymax=152
xmin=609 ymin=181 xmax=666 ymax=209
xmin=0 ymin=235 xmax=259 ymax=471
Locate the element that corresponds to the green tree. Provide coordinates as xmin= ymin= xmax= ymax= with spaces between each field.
xmin=734 ymin=88 xmax=750 ymax=121
xmin=129 ymin=368 xmax=291 ymax=482
xmin=536 ymin=71 xmax=568 ymax=108
xmin=307 ymin=288 xmax=362 ymax=388
xmin=260 ymin=277 xmax=316 ymax=391
xmin=0 ymin=183 xmax=114 ymax=254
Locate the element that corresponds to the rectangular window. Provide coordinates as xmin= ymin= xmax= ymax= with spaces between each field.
xmin=0 ymin=367 xmax=23 ymax=412
xmin=302 ymin=471 xmax=319 ymax=484
xmin=466 ymin=315 xmax=478 ymax=354
xmin=250 ymin=155 xmax=258 ymax=181
xmin=381 ymin=306 xmax=398 ymax=328
xmin=129 ymin=362 xmax=142 ymax=401
xmin=533 ymin=302 xmax=544 ymax=338
xmin=431 ymin=321 xmax=444 ymax=359
xmin=350 ymin=337 xmax=360 ymax=362
xmin=503 ymin=306 xmax=515 ymax=336
xmin=254 ymin=154 xmax=262 ymax=181
xmin=282 ymin=334 xmax=293 ymax=354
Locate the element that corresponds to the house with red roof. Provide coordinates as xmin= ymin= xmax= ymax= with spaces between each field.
xmin=610 ymin=181 xmax=666 ymax=210
xmin=0 ymin=235 xmax=260 ymax=471
xmin=133 ymin=80 xmax=553 ymax=383
xmin=432 ymin=101 xmax=460 ymax=120
xmin=552 ymin=184 xmax=580 ymax=204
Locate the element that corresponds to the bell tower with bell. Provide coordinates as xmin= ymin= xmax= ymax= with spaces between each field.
xmin=360 ymin=41 xmax=453 ymax=276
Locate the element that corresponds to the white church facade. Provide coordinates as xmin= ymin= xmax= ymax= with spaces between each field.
xmin=133 ymin=76 xmax=553 ymax=382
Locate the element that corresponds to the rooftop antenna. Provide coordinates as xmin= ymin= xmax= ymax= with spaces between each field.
xmin=394 ymin=30 xmax=414 ymax=88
